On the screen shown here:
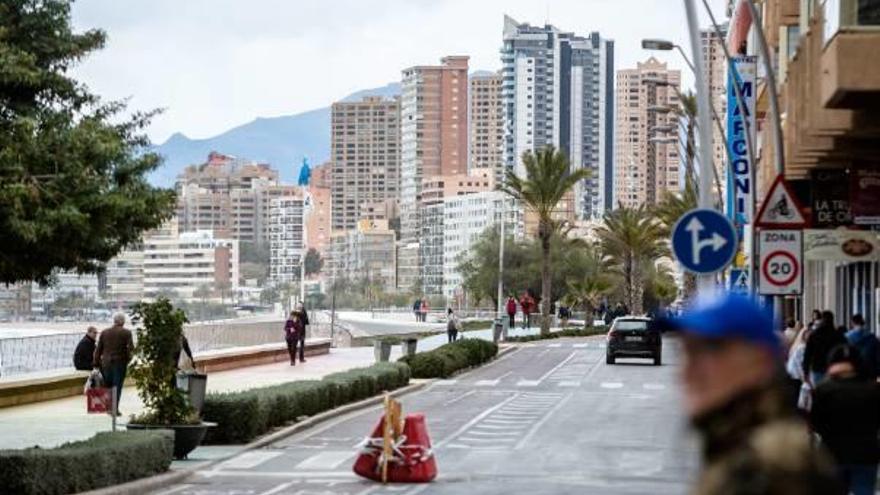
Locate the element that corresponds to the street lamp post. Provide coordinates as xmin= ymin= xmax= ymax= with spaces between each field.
xmin=682 ymin=0 xmax=715 ymax=295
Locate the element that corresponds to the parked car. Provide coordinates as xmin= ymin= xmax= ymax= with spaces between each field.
xmin=606 ymin=316 xmax=661 ymax=365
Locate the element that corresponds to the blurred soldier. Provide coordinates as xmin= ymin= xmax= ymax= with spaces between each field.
xmin=665 ymin=295 xmax=841 ymax=495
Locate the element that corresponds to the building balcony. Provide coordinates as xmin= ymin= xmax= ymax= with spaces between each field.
xmin=821 ymin=29 xmax=880 ymax=108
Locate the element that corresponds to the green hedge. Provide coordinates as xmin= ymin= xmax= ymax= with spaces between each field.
xmin=398 ymin=338 xmax=498 ymax=378
xmin=202 ymin=362 xmax=410 ymax=444
xmin=505 ymin=327 xmax=608 ymax=343
xmin=0 ymin=430 xmax=173 ymax=495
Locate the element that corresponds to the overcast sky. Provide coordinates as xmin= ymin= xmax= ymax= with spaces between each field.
xmin=71 ymin=0 xmax=728 ymax=144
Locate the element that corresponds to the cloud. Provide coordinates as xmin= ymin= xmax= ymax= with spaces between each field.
xmin=70 ymin=0 xmax=728 ymax=143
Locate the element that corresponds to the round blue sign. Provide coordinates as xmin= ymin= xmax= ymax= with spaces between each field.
xmin=671 ymin=208 xmax=738 ymax=274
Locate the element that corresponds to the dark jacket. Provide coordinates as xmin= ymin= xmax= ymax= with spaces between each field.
xmin=802 ymin=325 xmax=847 ymax=376
xmin=94 ymin=324 xmax=134 ymax=368
xmin=299 ymin=308 xmax=309 ymax=327
xmin=284 ymin=318 xmax=303 ymax=341
xmin=811 ymin=375 xmax=880 ymax=465
xmin=73 ymin=335 xmax=96 ymax=371
xmin=692 ymin=382 xmax=842 ymax=495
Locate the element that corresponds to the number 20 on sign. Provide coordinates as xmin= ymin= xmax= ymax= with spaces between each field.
xmin=758 ymin=230 xmax=803 ymax=295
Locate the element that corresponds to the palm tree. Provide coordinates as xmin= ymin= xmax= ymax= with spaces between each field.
xmin=596 ymin=205 xmax=668 ymax=315
xmin=655 ymin=180 xmax=697 ymax=301
xmin=563 ymin=276 xmax=613 ymax=328
xmin=499 ymin=146 xmax=590 ymax=335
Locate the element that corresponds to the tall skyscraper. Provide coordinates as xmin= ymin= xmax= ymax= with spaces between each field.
xmin=701 ymin=24 xmax=729 ymax=197
xmin=330 ymin=96 xmax=400 ymax=232
xmin=614 ymin=57 xmax=682 ymax=208
xmin=469 ymin=72 xmax=504 ymax=181
xmin=398 ymin=55 xmax=469 ymax=291
xmin=501 ymin=16 xmax=614 ymax=220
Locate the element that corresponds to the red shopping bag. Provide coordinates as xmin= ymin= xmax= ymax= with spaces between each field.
xmin=86 ymin=387 xmax=112 ymax=414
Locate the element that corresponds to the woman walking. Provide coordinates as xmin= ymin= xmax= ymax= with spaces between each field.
xmin=284 ymin=311 xmax=304 ymax=366
xmin=446 ymin=308 xmax=461 ymax=343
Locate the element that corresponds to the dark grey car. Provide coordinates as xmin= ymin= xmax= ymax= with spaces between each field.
xmin=606 ymin=317 xmax=661 ymax=365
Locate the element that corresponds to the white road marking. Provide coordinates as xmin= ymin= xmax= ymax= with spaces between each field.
xmin=152 ymin=485 xmax=192 ymax=495
xmin=475 ymin=379 xmax=499 ymax=387
xmin=294 ymin=450 xmax=353 ymax=470
xmin=573 ymin=343 xmax=589 ymax=348
xmin=435 ymin=394 xmax=520 ymax=448
xmin=643 ymin=383 xmax=666 ymax=390
xmin=444 ymin=389 xmax=475 ymax=405
xmin=557 ymin=380 xmax=581 ymax=388
xmin=533 ymin=351 xmax=578 ymax=384
xmin=435 ymin=379 xmax=458 ymax=386
xmin=258 ymin=481 xmax=297 ymax=495
xmin=514 ymin=393 xmax=574 ymax=450
xmin=199 ymin=470 xmax=356 ymax=479
xmin=547 ymin=343 xmax=562 ymax=348
xmin=516 ymin=380 xmax=540 ymax=387
xmin=600 ymin=382 xmax=624 ymax=389
xmin=215 ymin=451 xmax=283 ymax=470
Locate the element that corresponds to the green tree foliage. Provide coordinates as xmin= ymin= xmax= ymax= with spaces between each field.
xmin=304 ymin=248 xmax=324 ymax=276
xmin=457 ymin=227 xmax=599 ymax=310
xmin=596 ymin=205 xmax=669 ymax=315
xmin=0 ymin=1 xmax=175 ymax=284
xmin=499 ymin=146 xmax=590 ymax=335
xmin=655 ymin=180 xmax=697 ymax=301
xmin=129 ymin=298 xmax=194 ymax=425
xmin=561 ymin=244 xmax=612 ymax=327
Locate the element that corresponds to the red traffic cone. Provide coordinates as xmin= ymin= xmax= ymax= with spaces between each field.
xmin=352 ymin=415 xmax=385 ymax=481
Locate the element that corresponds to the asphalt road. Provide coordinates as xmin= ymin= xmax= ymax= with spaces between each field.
xmin=154 ymin=336 xmax=700 ymax=495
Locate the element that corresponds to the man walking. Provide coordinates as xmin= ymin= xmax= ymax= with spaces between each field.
xmin=666 ymin=294 xmax=841 ymax=495
xmin=803 ymin=310 xmax=847 ymax=386
xmin=296 ymin=302 xmax=309 ymax=364
xmin=94 ymin=313 xmax=134 ymax=415
xmin=811 ymin=345 xmax=880 ymax=495
xmin=413 ymin=298 xmax=422 ymax=322
xmin=73 ymin=326 xmax=98 ymax=371
xmin=846 ymin=314 xmax=879 ymax=380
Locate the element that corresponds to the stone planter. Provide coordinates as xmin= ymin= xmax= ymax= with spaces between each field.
xmin=402 ymin=338 xmax=418 ymax=357
xmin=126 ymin=422 xmax=216 ymax=460
xmin=374 ymin=341 xmax=392 ymax=362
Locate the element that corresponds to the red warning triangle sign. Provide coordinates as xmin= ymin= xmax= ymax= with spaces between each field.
xmin=755 ymin=175 xmax=809 ymax=229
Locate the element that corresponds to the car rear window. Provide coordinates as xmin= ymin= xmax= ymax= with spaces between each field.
xmin=615 ymin=320 xmax=649 ymax=331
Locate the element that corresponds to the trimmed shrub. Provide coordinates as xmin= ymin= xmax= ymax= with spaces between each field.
xmin=0 ymin=430 xmax=173 ymax=495
xmin=399 ymin=338 xmax=498 ymax=378
xmin=505 ymin=327 xmax=608 ymax=343
xmin=203 ymin=362 xmax=410 ymax=444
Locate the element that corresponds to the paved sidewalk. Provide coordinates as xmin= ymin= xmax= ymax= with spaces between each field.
xmin=0 ymin=346 xmax=403 ymax=451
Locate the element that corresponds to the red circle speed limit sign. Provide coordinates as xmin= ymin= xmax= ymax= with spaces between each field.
xmin=758 ymin=230 xmax=803 ymax=295
xmin=762 ymin=251 xmax=799 ymax=286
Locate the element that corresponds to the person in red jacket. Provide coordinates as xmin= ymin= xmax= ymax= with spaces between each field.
xmin=505 ymin=296 xmax=517 ymax=329
xmin=520 ymin=292 xmax=535 ymax=330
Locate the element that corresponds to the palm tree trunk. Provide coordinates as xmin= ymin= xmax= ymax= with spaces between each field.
xmin=540 ymin=231 xmax=551 ymax=336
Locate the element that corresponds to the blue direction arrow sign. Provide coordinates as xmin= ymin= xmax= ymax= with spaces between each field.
xmin=672 ymin=209 xmax=738 ymax=274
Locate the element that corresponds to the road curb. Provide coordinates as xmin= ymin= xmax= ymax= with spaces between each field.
xmin=79 ymin=381 xmax=430 ymax=495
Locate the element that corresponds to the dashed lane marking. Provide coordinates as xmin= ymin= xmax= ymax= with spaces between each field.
xmin=573 ymin=343 xmax=589 ymax=348
xmin=547 ymin=343 xmax=562 ymax=348
xmin=600 ymin=382 xmax=624 ymax=389
xmin=557 ymin=380 xmax=581 ymax=387
xmin=475 ymin=379 xmax=500 ymax=387
xmin=294 ymin=450 xmax=353 ymax=470
xmin=435 ymin=379 xmax=458 ymax=385
xmin=516 ymin=380 xmax=540 ymax=387
xmin=258 ymin=481 xmax=297 ymax=495
xmin=643 ymin=383 xmax=666 ymax=390
xmin=214 ymin=451 xmax=283 ymax=470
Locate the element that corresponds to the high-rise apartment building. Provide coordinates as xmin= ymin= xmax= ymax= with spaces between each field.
xmin=702 ymin=24 xmax=729 ymax=195
xmin=269 ymin=195 xmax=305 ymax=284
xmin=141 ymin=219 xmax=239 ymax=301
xmin=330 ymin=97 xmax=400 ymax=232
xmin=398 ymin=55 xmax=469 ymax=290
xmin=329 ymin=219 xmax=397 ymax=292
xmin=419 ymin=172 xmax=494 ymax=297
xmin=104 ymin=250 xmax=145 ymax=306
xmin=501 ymin=16 xmax=614 ymax=220
xmin=469 ymin=72 xmax=504 ymax=180
xmin=614 ymin=58 xmax=682 ymax=207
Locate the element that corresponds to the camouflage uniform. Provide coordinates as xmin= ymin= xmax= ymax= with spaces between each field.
xmin=692 ymin=381 xmax=843 ymax=495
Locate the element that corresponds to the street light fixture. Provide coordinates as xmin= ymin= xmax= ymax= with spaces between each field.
xmin=641 ymin=38 xmax=696 ymax=73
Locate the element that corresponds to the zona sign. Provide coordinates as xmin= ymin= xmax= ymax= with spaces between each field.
xmin=758 ymin=230 xmax=803 ymax=295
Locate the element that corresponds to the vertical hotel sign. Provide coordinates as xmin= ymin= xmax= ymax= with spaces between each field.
xmin=726 ymin=56 xmax=757 ymax=226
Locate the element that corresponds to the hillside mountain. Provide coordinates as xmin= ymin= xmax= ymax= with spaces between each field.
xmin=149 ymin=82 xmax=401 ymax=186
